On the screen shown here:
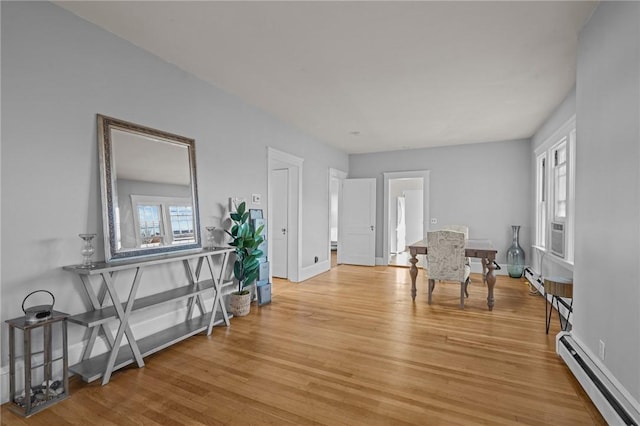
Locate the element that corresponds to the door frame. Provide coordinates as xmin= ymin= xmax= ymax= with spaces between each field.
xmin=382 ymin=170 xmax=430 ymax=265
xmin=267 ymin=147 xmax=303 ymax=282
xmin=327 ymin=168 xmax=347 ymax=267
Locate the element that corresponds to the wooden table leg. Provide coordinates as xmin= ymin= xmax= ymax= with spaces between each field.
xmin=409 ymin=251 xmax=418 ymax=301
xmin=485 ymin=258 xmax=496 ymax=311
xmin=481 ymin=258 xmax=488 ymax=283
xmin=428 ymin=279 xmax=435 ymax=305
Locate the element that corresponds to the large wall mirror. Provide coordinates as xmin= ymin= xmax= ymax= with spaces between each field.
xmin=97 ymin=114 xmax=201 ymax=261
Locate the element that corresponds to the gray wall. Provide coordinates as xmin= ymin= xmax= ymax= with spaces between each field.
xmin=574 ymin=1 xmax=640 ymax=402
xmin=1 ymin=0 xmax=347 ymax=373
xmin=349 ymin=139 xmax=532 ymax=266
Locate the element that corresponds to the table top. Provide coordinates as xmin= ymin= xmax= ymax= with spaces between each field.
xmin=544 ymin=276 xmax=573 ymax=284
xmin=63 ymin=246 xmax=235 ymax=275
xmin=408 ymin=238 xmax=496 ymax=252
xmin=6 ymin=310 xmax=69 ymax=329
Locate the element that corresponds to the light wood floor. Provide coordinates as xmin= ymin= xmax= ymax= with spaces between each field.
xmin=2 ymin=265 xmax=604 ymax=425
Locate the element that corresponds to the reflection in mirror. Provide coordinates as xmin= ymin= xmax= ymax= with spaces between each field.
xmin=98 ymin=115 xmax=201 ymax=261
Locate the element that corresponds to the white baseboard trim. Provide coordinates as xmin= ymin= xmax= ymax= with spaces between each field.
xmin=0 ymin=302 xmax=223 ymax=404
xmin=375 ymin=257 xmax=385 ymax=266
xmin=557 ymin=332 xmax=639 ymax=425
xmin=299 ymin=260 xmax=330 ymax=282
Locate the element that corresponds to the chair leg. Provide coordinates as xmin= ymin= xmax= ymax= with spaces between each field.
xmin=459 ymin=281 xmax=465 ymax=309
xmin=464 ymin=277 xmax=470 ymax=298
xmin=428 ymin=279 xmax=435 ymax=304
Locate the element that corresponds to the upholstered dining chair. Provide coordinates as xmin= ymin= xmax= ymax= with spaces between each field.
xmin=442 ymin=225 xmax=472 ymax=280
xmin=426 ymin=230 xmax=471 ymax=309
xmin=442 ymin=225 xmax=469 ymax=239
xmin=443 ymin=225 xmax=470 ymax=262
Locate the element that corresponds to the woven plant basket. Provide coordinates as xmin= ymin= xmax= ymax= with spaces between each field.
xmin=229 ymin=292 xmax=251 ymax=317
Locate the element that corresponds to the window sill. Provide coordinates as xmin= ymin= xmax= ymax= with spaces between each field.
xmin=531 ymin=245 xmax=574 ymax=271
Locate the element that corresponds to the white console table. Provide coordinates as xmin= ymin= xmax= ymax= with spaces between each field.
xmin=63 ymin=247 xmax=234 ymax=385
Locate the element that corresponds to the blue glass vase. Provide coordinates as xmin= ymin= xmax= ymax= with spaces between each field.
xmin=506 ymin=225 xmax=525 ymax=278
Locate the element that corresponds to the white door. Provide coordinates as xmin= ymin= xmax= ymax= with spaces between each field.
xmin=272 ymin=169 xmax=288 ymax=278
xmin=338 ymin=178 xmax=376 ymax=266
xmin=396 ymin=196 xmax=406 ymax=252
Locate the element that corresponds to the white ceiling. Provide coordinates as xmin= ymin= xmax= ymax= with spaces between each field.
xmin=57 ymin=1 xmax=596 ymax=154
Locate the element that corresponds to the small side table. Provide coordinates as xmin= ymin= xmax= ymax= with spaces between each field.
xmin=544 ymin=277 xmax=573 ymax=334
xmin=6 ymin=311 xmax=69 ymax=417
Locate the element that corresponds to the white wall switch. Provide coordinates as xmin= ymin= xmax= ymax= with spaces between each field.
xmin=252 ymin=193 xmax=261 ymax=204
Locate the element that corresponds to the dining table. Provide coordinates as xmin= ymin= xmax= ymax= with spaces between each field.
xmin=408 ymin=238 xmax=498 ymax=310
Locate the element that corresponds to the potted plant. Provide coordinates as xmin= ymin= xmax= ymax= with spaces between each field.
xmin=225 ymin=201 xmax=264 ymax=316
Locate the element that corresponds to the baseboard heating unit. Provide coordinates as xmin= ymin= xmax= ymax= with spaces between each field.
xmin=557 ymin=332 xmax=639 ymax=425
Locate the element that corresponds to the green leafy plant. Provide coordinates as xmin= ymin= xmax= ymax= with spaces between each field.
xmin=225 ymin=201 xmax=264 ymax=295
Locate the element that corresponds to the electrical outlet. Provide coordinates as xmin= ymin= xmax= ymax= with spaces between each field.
xmin=430 ymin=218 xmax=437 ymax=224
xmin=252 ymin=193 xmax=261 ymax=204
xmin=599 ymin=340 xmax=605 ymax=360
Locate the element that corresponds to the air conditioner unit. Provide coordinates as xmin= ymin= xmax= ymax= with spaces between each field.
xmin=550 ymin=222 xmax=565 ymax=258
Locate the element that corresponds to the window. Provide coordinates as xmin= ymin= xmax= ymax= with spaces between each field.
xmin=137 ymin=204 xmax=163 ymax=247
xmin=553 ymin=141 xmax=567 ymax=220
xmin=535 ymin=153 xmax=547 ymax=247
xmin=534 ymin=116 xmax=575 ymax=262
xmin=168 ymin=205 xmax=194 ymax=243
xmin=131 ymin=195 xmax=196 ymax=247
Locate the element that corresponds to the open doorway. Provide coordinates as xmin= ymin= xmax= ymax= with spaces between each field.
xmin=389 ymin=178 xmax=423 ymax=266
xmin=383 ymin=170 xmax=430 ymax=268
xmin=328 ymin=168 xmax=347 ymax=269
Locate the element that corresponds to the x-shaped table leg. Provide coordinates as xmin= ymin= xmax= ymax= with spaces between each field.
xmin=101 ymin=268 xmax=145 ymax=385
xmin=184 ymin=258 xmax=207 ymax=319
xmin=78 ymin=274 xmax=116 ymax=361
xmin=206 ymin=250 xmax=231 ymax=335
